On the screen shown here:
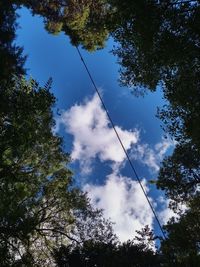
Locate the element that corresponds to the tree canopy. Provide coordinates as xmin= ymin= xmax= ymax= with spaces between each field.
xmin=109 ymin=3 xmax=200 ymax=263
xmin=1 ymin=0 xmax=200 ymax=266
xmin=0 ymin=0 xmax=25 ymax=82
xmin=0 ymin=76 xmax=85 ymax=265
xmin=54 ymin=225 xmax=161 ymax=267
xmin=111 ymin=0 xmax=200 ymax=146
xmin=14 ymin=0 xmax=113 ymax=51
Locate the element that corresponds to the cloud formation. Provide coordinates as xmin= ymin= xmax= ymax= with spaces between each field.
xmin=84 ymin=173 xmax=154 ymax=242
xmin=55 ymin=93 xmax=176 ymax=241
xmin=56 ymin=93 xmax=173 ymax=174
xmin=157 ymin=197 xmax=176 ymax=224
xmin=58 ymin=94 xmax=139 ymax=173
xmin=131 ymin=137 xmax=174 ymax=172
xmin=158 ymin=196 xmax=187 ymax=225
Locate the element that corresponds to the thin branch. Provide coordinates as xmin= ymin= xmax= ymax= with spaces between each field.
xmin=36 ymin=228 xmax=81 ymax=244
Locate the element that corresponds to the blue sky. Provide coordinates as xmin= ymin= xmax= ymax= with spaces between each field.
xmin=16 ymin=8 xmax=175 ymax=242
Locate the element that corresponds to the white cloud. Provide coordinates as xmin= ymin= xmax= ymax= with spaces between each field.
xmin=157 ymin=197 xmax=176 ymax=224
xmin=55 ymin=91 xmax=174 ymax=209
xmin=158 ymin=196 xmax=187 ymax=225
xmin=55 ymin=93 xmax=174 ymax=175
xmin=84 ymin=173 xmax=154 ymax=242
xmin=57 ymin=94 xmax=139 ymax=173
xmin=54 ymin=92 xmax=177 ymax=241
xmin=131 ymin=137 xmax=174 ymax=172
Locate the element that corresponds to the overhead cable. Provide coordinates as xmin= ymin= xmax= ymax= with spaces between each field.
xmin=75 ymin=46 xmax=166 ymax=240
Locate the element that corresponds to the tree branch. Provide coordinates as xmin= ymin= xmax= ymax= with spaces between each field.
xmin=36 ymin=228 xmax=81 ymax=244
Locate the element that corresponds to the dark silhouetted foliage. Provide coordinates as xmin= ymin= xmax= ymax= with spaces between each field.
xmin=54 ymin=226 xmax=161 ymax=267
xmin=0 ymin=0 xmax=25 ymax=83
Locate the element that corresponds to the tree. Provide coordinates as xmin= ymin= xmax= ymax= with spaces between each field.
xmin=111 ymin=0 xmax=200 ymax=147
xmin=157 ymin=142 xmax=200 ymax=209
xmin=156 ymin=140 xmax=200 ymax=265
xmin=134 ymin=225 xmax=156 ymax=252
xmin=110 ymin=4 xmax=200 ymax=263
xmin=54 ymin=241 xmax=161 ymax=267
xmin=54 ymin=241 xmax=117 ymax=267
xmin=2 ymin=1 xmax=199 ymax=265
xmin=161 ymin=195 xmax=200 ymax=267
xmin=0 ymin=76 xmax=91 ymax=266
xmin=54 ymin=225 xmax=161 ymax=267
xmin=0 ymin=0 xmax=26 ymax=83
xmin=14 ymin=0 xmax=113 ymax=51
xmin=71 ymin=208 xmax=117 ymax=244
xmin=111 ymin=0 xmax=200 ymax=90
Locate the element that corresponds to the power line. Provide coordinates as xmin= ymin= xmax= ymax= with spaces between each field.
xmin=75 ymin=45 xmax=166 ymax=240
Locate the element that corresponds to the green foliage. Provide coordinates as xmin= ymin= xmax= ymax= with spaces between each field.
xmin=157 ymin=141 xmax=200 ymax=264
xmin=111 ymin=0 xmax=200 ymax=89
xmin=0 ymin=76 xmax=88 ymax=265
xmin=111 ymin=0 xmax=200 ymax=150
xmin=45 ymin=21 xmax=63 ymax=35
xmin=1 ymin=1 xmax=200 ymax=265
xmin=54 ymin=226 xmax=161 ymax=267
xmin=161 ymin=195 xmax=200 ymax=267
xmin=109 ymin=1 xmax=200 ymax=265
xmin=111 ymin=0 xmax=162 ymax=90
xmin=157 ymin=142 xmax=200 ymax=208
xmin=16 ymin=0 xmax=112 ymax=51
xmin=0 ymin=0 xmax=26 ymax=82
xmin=71 ymin=208 xmax=117 ymax=245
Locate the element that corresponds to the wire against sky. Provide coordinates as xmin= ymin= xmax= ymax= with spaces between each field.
xmin=75 ymin=45 xmax=166 ymax=240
